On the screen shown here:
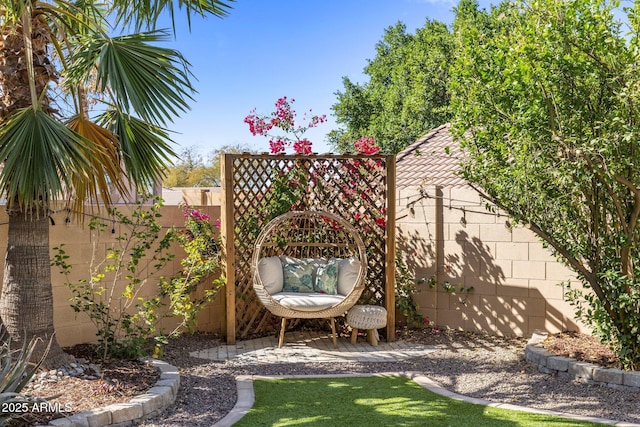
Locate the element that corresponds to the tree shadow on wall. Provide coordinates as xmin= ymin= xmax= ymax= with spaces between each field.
xmin=396 ymin=208 xmax=581 ymax=336
xmin=396 ymin=225 xmax=436 ymax=281
xmin=449 ymin=229 xmax=581 ymax=335
xmin=448 ymin=230 xmax=504 ymax=288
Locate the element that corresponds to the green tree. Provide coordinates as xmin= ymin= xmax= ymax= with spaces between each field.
xmin=0 ymin=0 xmax=233 ymax=367
xmin=450 ymin=0 xmax=640 ymax=369
xmin=163 ymin=143 xmax=254 ymax=187
xmin=207 ymin=143 xmax=256 ymax=181
xmin=164 ymin=146 xmax=217 ymax=187
xmin=330 ymin=20 xmax=453 ymax=154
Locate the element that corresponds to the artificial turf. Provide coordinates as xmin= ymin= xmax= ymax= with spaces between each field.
xmin=233 ymin=376 xmax=602 ymax=426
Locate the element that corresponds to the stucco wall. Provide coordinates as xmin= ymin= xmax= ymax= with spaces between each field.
xmin=0 ymin=204 xmax=223 ymax=347
xmin=397 ymin=184 xmax=589 ymax=336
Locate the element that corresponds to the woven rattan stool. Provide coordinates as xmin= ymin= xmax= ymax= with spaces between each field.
xmin=347 ymin=305 xmax=387 ymax=346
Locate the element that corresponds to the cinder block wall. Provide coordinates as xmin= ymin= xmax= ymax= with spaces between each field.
xmin=0 ymin=204 xmax=224 ymax=347
xmin=397 ymin=184 xmax=588 ymax=337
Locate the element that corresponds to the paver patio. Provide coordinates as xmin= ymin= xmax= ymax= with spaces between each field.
xmin=190 ymin=330 xmax=438 ymax=364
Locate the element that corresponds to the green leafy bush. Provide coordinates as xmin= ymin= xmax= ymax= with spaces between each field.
xmin=52 ymin=197 xmax=223 ymax=361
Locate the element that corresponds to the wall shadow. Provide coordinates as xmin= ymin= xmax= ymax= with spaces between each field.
xmin=396 ymin=189 xmax=582 ymax=338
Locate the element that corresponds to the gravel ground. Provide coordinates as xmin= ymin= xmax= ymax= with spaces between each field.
xmin=138 ymin=330 xmax=640 ymax=426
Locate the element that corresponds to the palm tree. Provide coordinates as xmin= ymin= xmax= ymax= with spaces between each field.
xmin=0 ymin=0 xmax=233 ymax=367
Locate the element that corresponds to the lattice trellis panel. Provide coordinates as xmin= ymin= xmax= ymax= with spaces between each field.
xmin=221 ymin=153 xmax=395 ymax=342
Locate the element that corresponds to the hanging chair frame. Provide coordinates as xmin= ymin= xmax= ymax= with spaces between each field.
xmin=251 ymin=210 xmax=368 ymax=346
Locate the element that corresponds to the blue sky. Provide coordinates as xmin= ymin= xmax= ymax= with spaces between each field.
xmin=161 ymin=0 xmax=492 ymax=158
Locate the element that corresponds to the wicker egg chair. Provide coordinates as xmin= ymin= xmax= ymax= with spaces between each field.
xmin=252 ymin=210 xmax=367 ymax=348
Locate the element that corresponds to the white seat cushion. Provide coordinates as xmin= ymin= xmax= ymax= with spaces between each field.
xmin=271 ymin=292 xmax=345 ymax=312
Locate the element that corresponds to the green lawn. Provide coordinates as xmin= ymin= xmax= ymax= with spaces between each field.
xmin=234 ymin=376 xmax=602 ymax=427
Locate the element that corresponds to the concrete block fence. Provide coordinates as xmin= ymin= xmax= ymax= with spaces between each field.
xmin=396 ymin=184 xmax=590 ymax=337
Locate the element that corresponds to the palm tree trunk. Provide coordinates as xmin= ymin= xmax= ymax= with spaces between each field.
xmin=0 ymin=207 xmax=71 ymax=367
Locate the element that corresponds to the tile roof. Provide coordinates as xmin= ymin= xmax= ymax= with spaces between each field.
xmin=396 ymin=123 xmax=467 ymax=189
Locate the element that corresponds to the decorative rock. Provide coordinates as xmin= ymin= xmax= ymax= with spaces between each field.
xmin=24 ymin=361 xmax=104 ymax=394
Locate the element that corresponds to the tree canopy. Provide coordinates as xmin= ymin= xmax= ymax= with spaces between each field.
xmin=163 ymin=143 xmax=254 ymax=187
xmin=450 ymin=0 xmax=640 ymax=369
xmin=329 ymin=20 xmax=453 ymax=154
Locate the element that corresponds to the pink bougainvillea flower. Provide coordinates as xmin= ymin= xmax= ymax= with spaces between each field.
xmin=269 ymin=139 xmax=286 ymax=154
xmin=244 ymin=111 xmax=273 ymax=136
xmin=375 ymin=217 xmax=386 ymax=228
xmin=354 ymin=136 xmax=380 ymax=155
xmin=293 ymin=139 xmax=313 ymax=155
xmin=215 ymin=219 xmax=221 ymax=228
xmin=246 ymin=97 xmax=324 ymax=154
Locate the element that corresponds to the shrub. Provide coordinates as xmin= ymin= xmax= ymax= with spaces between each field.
xmin=52 ymin=197 xmax=223 ymax=361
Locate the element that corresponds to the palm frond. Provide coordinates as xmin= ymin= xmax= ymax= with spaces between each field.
xmin=98 ymin=109 xmax=176 ymax=191
xmin=0 ymin=108 xmax=92 ymax=210
xmin=108 ymin=0 xmax=234 ymax=31
xmin=67 ymin=30 xmax=194 ymax=126
xmin=66 ymin=115 xmax=129 ymax=213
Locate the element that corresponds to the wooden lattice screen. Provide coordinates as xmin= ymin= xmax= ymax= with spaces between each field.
xmin=221 ymin=153 xmax=396 ymax=343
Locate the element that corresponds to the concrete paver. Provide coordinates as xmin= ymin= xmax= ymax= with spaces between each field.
xmin=189 ymin=331 xmax=437 ymax=364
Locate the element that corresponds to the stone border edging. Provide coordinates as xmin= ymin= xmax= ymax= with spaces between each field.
xmin=525 ymin=331 xmax=640 ymax=393
xmin=40 ymin=358 xmax=179 ymax=427
xmin=214 ymin=372 xmax=639 ymax=427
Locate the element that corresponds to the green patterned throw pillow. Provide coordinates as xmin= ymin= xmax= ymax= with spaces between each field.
xmin=282 ymin=259 xmax=314 ymax=293
xmin=315 ymin=258 xmax=339 ymax=295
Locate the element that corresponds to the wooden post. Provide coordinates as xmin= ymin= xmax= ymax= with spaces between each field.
xmin=385 ymin=155 xmax=397 ymax=342
xmin=221 ymin=154 xmax=236 ymax=344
